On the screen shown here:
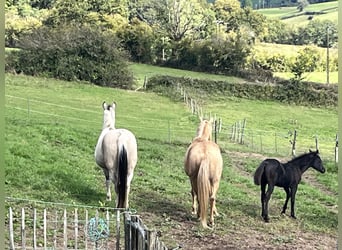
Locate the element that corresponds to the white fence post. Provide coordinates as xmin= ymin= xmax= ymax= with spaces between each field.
xmin=9 ymin=207 xmax=15 ymax=250
xmin=21 ymin=208 xmax=26 ymax=250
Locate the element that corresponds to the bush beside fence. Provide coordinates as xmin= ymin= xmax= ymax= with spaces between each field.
xmin=146 ymin=75 xmax=338 ymax=107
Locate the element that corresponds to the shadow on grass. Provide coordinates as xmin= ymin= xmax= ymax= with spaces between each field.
xmin=131 ymin=190 xmax=190 ymax=222
xmin=37 ymin=170 xmax=104 ymax=205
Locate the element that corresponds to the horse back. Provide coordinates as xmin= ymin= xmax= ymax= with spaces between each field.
xmin=184 ymin=140 xmax=222 ymax=179
xmin=263 ymin=159 xmax=301 ymax=187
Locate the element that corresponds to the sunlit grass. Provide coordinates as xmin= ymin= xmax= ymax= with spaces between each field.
xmin=5 ymin=73 xmax=337 ymax=248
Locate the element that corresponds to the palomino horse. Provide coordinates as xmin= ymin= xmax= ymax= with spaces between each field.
xmin=95 ymin=101 xmax=138 ymax=208
xmin=184 ymin=119 xmax=223 ymax=228
xmin=254 ymin=150 xmax=325 ymax=222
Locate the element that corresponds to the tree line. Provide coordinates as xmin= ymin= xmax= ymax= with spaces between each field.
xmin=5 ymin=0 xmax=338 ymax=88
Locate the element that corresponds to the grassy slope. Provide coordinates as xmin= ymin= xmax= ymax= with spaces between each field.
xmin=129 ymin=63 xmax=247 ymax=88
xmin=5 ymin=74 xmax=337 ymax=248
xmin=254 ymin=1 xmax=338 ymax=84
xmin=256 ymin=1 xmax=338 ymax=26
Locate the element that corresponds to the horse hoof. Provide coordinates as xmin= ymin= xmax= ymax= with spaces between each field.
xmin=263 ymin=217 xmax=270 ymax=223
xmin=291 ymin=215 xmax=297 ymax=220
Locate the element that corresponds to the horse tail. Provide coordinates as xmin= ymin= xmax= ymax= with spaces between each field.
xmin=197 ymin=158 xmax=210 ymax=228
xmin=254 ymin=161 xmax=266 ymax=185
xmin=117 ymin=145 xmax=128 ymax=208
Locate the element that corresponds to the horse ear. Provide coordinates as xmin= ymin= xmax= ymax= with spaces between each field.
xmin=102 ymin=101 xmax=107 ymax=110
xmin=199 ymin=116 xmax=203 ymax=122
xmin=112 ymin=101 xmax=116 ymax=109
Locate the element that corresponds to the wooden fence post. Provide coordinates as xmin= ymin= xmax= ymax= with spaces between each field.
xmin=214 ymin=119 xmax=217 ymax=144
xmin=44 ymin=209 xmax=47 ymax=250
xmin=9 ymin=207 xmax=15 ymax=250
xmin=125 ymin=213 xmax=132 ymax=250
xmin=168 ymin=121 xmax=171 ymax=144
xmin=116 ymin=210 xmax=120 ymax=250
xmin=63 ymin=209 xmax=67 ymax=250
xmin=143 ymin=76 xmax=147 ymax=89
xmin=73 ymin=208 xmax=78 ymax=250
xmin=54 ymin=210 xmax=58 ymax=250
xmin=33 ymin=208 xmax=37 ymax=249
xmin=240 ymin=119 xmax=246 ymax=144
xmin=335 ymin=134 xmax=338 ymax=164
xmin=21 ymin=208 xmax=26 ymax=250
xmin=291 ymin=130 xmax=297 ymax=157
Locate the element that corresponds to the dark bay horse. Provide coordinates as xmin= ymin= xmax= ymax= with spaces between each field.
xmin=184 ymin=118 xmax=223 ymax=228
xmin=95 ymin=102 xmax=138 ymax=208
xmin=254 ymin=150 xmax=325 ymax=222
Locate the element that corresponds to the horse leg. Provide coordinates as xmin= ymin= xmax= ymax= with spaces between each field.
xmin=290 ymin=186 xmax=298 ymax=219
xmin=209 ymin=180 xmax=220 ymax=226
xmin=264 ymin=184 xmax=274 ymax=222
xmin=190 ymin=178 xmax=198 ymax=216
xmin=124 ymin=172 xmax=134 ymax=209
xmin=281 ymin=187 xmax=290 ymax=214
xmin=103 ymin=169 xmax=112 ymax=201
xmin=260 ymin=183 xmax=266 ymax=219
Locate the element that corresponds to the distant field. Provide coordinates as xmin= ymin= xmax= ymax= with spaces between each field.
xmin=129 ymin=63 xmax=247 ymax=88
xmin=131 ymin=60 xmax=338 ymax=87
xmin=274 ymin=71 xmax=338 ymax=84
xmin=256 ymin=1 xmax=338 ymax=26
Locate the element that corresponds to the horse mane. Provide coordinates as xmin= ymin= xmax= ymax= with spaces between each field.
xmin=195 ymin=120 xmax=212 ymax=141
xmin=288 ymin=150 xmax=318 ymax=164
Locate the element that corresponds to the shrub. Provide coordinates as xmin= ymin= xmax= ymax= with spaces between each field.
xmin=117 ymin=18 xmax=157 ymax=64
xmin=10 ymin=24 xmax=134 ymax=89
xmin=290 ymin=47 xmax=320 ymax=80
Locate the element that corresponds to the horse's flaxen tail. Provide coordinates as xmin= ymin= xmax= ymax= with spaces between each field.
xmin=197 ymin=158 xmax=210 ymax=228
xmin=117 ymin=145 xmax=128 ymax=208
xmin=254 ymin=161 xmax=266 ymax=185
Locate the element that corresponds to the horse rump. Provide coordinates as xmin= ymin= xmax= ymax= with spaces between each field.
xmin=254 ymin=161 xmax=266 ymax=185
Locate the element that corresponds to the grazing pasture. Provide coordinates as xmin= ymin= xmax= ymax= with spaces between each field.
xmin=256 ymin=1 xmax=338 ymax=26
xmin=5 ymin=74 xmax=337 ymax=249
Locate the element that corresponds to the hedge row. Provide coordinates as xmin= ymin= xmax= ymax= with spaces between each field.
xmin=5 ymin=25 xmax=135 ymax=89
xmin=146 ymin=75 xmax=337 ymax=107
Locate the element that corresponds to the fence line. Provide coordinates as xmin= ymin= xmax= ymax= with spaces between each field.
xmin=5 ymin=198 xmax=167 ymax=250
xmin=6 ymin=95 xmax=99 ymax=114
xmin=6 ymin=94 xmax=337 ymax=160
xmin=228 ymin=119 xmax=338 ymax=162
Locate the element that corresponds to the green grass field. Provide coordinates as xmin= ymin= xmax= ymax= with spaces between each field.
xmin=256 ymin=1 xmax=338 ymax=26
xmin=5 ymin=73 xmax=337 ymax=248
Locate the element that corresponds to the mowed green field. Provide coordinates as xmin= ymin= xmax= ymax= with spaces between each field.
xmin=256 ymin=1 xmax=338 ymax=26
xmin=5 ymin=73 xmax=337 ymax=248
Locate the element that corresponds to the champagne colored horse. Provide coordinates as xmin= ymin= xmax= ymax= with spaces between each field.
xmin=95 ymin=101 xmax=138 ymax=208
xmin=184 ymin=119 xmax=223 ymax=228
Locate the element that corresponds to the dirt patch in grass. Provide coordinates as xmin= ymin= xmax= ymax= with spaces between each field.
xmin=139 ymin=210 xmax=337 ymax=249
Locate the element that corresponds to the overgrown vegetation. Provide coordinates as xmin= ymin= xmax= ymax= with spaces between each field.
xmin=6 ymin=24 xmax=134 ymax=88
xmin=146 ymin=75 xmax=337 ymax=107
xmin=5 ymin=0 xmax=338 ymax=85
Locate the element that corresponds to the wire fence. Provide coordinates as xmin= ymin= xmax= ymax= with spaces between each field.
xmin=5 ymin=94 xmax=338 ymax=161
xmin=5 ymin=197 xmax=167 ymax=250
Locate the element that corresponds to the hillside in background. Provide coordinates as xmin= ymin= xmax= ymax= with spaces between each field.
xmin=256 ymin=1 xmax=338 ymax=26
